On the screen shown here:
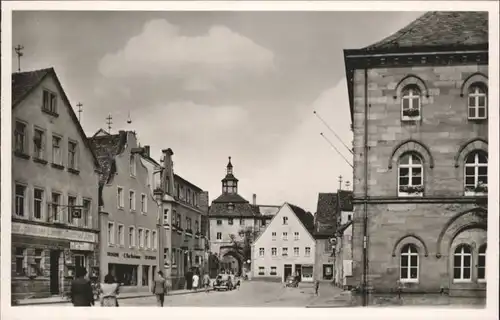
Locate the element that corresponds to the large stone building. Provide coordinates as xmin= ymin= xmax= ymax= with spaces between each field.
xmin=11 ymin=68 xmax=101 ymax=299
xmin=208 ymin=157 xmax=278 ymax=275
xmin=344 ymin=12 xmax=488 ymax=305
xmin=89 ymin=130 xmax=162 ymax=293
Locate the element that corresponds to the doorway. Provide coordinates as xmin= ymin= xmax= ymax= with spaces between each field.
xmin=74 ymin=254 xmax=86 ymax=271
xmin=284 ymin=264 xmax=292 ymax=281
xmin=50 ymin=250 xmax=60 ymax=294
xmin=294 ymin=264 xmax=302 ymax=281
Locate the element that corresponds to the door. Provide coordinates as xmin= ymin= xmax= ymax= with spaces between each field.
xmin=284 ymin=264 xmax=292 ymax=281
xmin=151 ymin=266 xmax=156 ymax=290
xmin=74 ymin=254 xmax=86 ymax=271
xmin=50 ymin=250 xmax=60 ymax=294
xmin=295 ymin=264 xmax=302 ymax=281
xmin=323 ymin=264 xmax=333 ymax=280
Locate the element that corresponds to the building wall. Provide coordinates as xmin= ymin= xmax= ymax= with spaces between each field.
xmin=350 ymin=64 xmax=488 ymax=298
xmin=12 ymin=74 xmax=100 ymax=299
xmin=314 ymin=239 xmax=335 ymax=282
xmin=252 ymin=205 xmax=316 ymax=282
xmin=209 ymin=217 xmax=257 ymax=253
xmin=99 ymin=132 xmax=159 ymax=292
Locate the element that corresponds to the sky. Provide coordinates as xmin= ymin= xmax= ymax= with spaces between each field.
xmin=12 ymin=10 xmax=424 ymax=213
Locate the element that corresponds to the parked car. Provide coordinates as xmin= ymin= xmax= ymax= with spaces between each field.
xmin=213 ymin=273 xmax=234 ymax=291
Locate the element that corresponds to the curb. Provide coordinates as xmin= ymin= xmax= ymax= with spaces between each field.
xmin=16 ymin=289 xmax=214 ymax=306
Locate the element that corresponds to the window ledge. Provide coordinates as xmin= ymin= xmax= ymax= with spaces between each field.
xmin=453 ymin=279 xmax=473 ymax=283
xmin=477 ymin=279 xmax=486 ymax=283
xmin=51 ymin=163 xmax=64 ymax=170
xmin=401 ymin=116 xmax=421 ymax=122
xmin=14 ymin=151 xmax=30 ymax=160
xmin=398 ymin=192 xmax=423 ymax=198
xmin=464 ymin=191 xmax=487 ymax=196
xmin=33 ymin=157 xmax=48 ymax=165
xmin=68 ymin=167 xmax=80 ymax=175
xmin=468 ymin=117 xmax=487 ymax=122
xmin=42 ymin=108 xmax=59 ymax=117
xmin=399 ymin=279 xmax=419 ymax=284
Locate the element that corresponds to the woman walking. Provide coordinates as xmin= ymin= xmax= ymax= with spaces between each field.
xmin=100 ymin=274 xmax=120 ymax=307
xmin=192 ymin=272 xmax=199 ymax=292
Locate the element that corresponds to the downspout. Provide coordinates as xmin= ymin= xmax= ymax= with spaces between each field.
xmin=362 ymin=68 xmax=369 ymax=306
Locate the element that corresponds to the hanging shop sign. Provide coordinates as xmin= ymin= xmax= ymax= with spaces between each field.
xmin=12 ymin=222 xmax=97 ymax=243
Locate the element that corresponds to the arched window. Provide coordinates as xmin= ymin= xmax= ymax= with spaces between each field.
xmin=464 ymin=151 xmax=488 ymax=195
xmin=398 ymin=153 xmax=423 ymax=196
xmin=468 ymin=84 xmax=487 ymax=120
xmin=401 ymin=86 xmax=421 ymax=120
xmin=400 ymin=244 xmax=419 ymax=282
xmin=478 ymin=244 xmax=486 ymax=282
xmin=453 ymin=244 xmax=472 ymax=282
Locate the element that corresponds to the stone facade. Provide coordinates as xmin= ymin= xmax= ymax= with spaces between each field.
xmin=348 ymin=64 xmax=488 ymax=303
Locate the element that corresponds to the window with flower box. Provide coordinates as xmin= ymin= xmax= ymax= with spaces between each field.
xmin=401 ymin=85 xmax=421 ymax=121
xmin=398 ymin=153 xmax=423 ymax=197
xmin=464 ymin=151 xmax=488 ymax=196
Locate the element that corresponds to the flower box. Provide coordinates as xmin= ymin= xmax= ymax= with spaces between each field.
xmin=465 ymin=183 xmax=488 ymax=195
xmin=399 ymin=185 xmax=424 ymax=194
xmin=402 ymin=108 xmax=420 ymax=117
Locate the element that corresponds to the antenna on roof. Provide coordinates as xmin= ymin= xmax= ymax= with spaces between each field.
xmin=106 ymin=114 xmax=113 ymax=133
xmin=314 ymin=110 xmax=353 ymax=155
xmin=127 ymin=110 xmax=132 ymax=125
xmin=14 ymin=45 xmax=24 ymax=72
xmin=76 ymin=102 xmax=83 ymax=122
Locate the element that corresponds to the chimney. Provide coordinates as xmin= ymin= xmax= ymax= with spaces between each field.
xmin=143 ymin=145 xmax=150 ymax=157
xmin=161 ymin=148 xmax=175 ymax=194
xmin=252 ymin=194 xmax=256 ymax=206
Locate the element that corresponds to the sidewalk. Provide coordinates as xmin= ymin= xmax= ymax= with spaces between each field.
xmin=306 ymin=283 xmax=354 ymax=308
xmin=15 ymin=287 xmax=214 ymax=306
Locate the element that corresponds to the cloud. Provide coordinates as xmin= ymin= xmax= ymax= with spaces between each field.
xmin=98 ymin=19 xmax=275 ymax=91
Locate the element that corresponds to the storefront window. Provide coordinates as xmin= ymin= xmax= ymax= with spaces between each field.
xmin=109 ymin=263 xmax=138 ymax=286
xmin=142 ymin=265 xmax=150 ymax=286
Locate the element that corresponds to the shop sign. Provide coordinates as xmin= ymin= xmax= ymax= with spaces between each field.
xmin=123 ymin=253 xmax=141 ymax=260
xmin=70 ymin=241 xmax=94 ymax=251
xmin=12 ymin=222 xmax=97 ymax=243
xmin=107 ymin=252 xmax=119 ymax=257
xmin=145 ymin=255 xmax=156 ymax=260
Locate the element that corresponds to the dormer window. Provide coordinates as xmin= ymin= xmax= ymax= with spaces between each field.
xmin=227 ymin=203 xmax=234 ymax=211
xmin=401 ymin=85 xmax=421 ymax=121
xmin=468 ymin=84 xmax=487 ymax=120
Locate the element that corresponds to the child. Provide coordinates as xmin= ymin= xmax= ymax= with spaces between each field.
xmin=314 ymin=280 xmax=320 ymax=296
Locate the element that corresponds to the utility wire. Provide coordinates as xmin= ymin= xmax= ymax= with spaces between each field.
xmin=320 ymin=132 xmax=353 ymax=168
xmin=314 ymin=110 xmax=353 ymax=155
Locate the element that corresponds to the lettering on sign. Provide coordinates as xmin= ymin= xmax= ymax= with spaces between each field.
xmin=70 ymin=242 xmax=94 ymax=251
xmin=123 ymin=253 xmax=141 ymax=260
xmin=12 ymin=222 xmax=96 ymax=243
xmin=145 ymin=255 xmax=157 ymax=260
xmin=107 ymin=252 xmax=119 ymax=257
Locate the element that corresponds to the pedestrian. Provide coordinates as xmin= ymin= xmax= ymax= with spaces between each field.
xmin=185 ymin=269 xmax=194 ymax=290
xmin=314 ymin=280 xmax=320 ymax=296
xmin=153 ymin=271 xmax=168 ymax=307
xmin=70 ymin=267 xmax=95 ymax=307
xmin=100 ymin=274 xmax=120 ymax=307
xmin=203 ymin=273 xmax=211 ymax=293
xmin=192 ymin=272 xmax=199 ymax=292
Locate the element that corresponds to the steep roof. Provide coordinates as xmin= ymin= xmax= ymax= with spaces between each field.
xmin=288 ymin=203 xmax=315 ymax=235
xmin=338 ymin=190 xmax=353 ymax=211
xmin=212 ymin=193 xmax=249 ymax=204
xmin=88 ymin=130 xmax=128 ymax=185
xmin=336 ymin=220 xmax=353 ymax=236
xmin=174 ymin=174 xmax=203 ymax=192
xmin=12 ymin=67 xmax=100 ymax=169
xmin=363 ymin=12 xmax=488 ymax=53
xmin=313 ymin=193 xmax=337 ymax=237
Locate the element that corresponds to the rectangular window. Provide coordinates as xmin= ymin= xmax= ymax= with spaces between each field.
xmin=294 ymin=232 xmax=299 ymax=240
xmin=282 ymin=247 xmax=288 ymax=257
xmin=52 ymin=135 xmax=62 ymax=165
xmin=163 ymin=209 xmax=169 ymax=225
xmin=15 ymin=184 xmax=27 ymax=217
xmin=217 ymin=232 xmax=222 ymax=240
xmin=294 ymin=247 xmax=299 ymax=257
xmin=33 ymin=129 xmax=45 ymax=159
xmin=282 ymin=232 xmax=288 ymax=241
xmin=14 ymin=121 xmax=27 ymax=154
xmin=138 ymin=228 xmax=144 ymax=248
xmin=34 ymin=249 xmax=44 ymax=276
xmin=51 ymin=192 xmax=61 ymax=222
xmin=305 ymin=247 xmax=311 ymax=257
xmin=129 ymin=190 xmax=136 ymax=211
xmin=177 ymin=213 xmax=182 ymax=228
xmin=141 ymin=194 xmax=147 ymax=213
xmin=228 ymin=218 xmax=233 ymax=225
xmin=270 ymin=267 xmax=277 ymax=276
xmin=272 ymin=232 xmax=276 ymax=240
xmin=195 ymin=221 xmax=200 ymax=234
xmin=258 ymin=266 xmax=265 ymax=275
xmin=152 ymin=231 xmax=157 ymax=249
xmin=42 ymin=90 xmax=57 ymax=113
xmin=283 ymin=216 xmax=288 ymax=225
xmin=145 ymin=229 xmax=150 ymax=249
xmin=240 ymin=219 xmax=245 ymax=226
xmin=164 ymin=248 xmax=170 ymax=264
xmin=217 ymin=220 xmax=222 ymax=225
xmin=129 ymin=227 xmax=136 ymax=247
xmin=15 ymin=247 xmax=27 ymax=276
xmin=108 ymin=222 xmax=115 ymax=245
xmin=118 ymin=224 xmax=124 ymax=245
xmin=82 ymin=199 xmax=91 ymax=227
xmin=271 ymin=248 xmax=277 ymax=256
xmin=130 ymin=155 xmax=136 ymax=176
xmin=68 ymin=141 xmax=78 ymax=169
xmin=33 ymin=188 xmax=44 ymax=220
xmin=67 ymin=195 xmax=77 ymax=224
xmin=259 ymin=248 xmax=265 ymax=256
xmin=117 ymin=187 xmax=124 ymax=208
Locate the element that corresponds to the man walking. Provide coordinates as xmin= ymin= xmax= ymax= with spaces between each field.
xmin=152 ymin=271 xmax=167 ymax=307
xmin=70 ymin=267 xmax=95 ymax=307
xmin=203 ymin=273 xmax=211 ymax=293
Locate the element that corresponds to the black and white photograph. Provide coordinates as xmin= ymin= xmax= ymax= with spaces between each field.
xmin=1 ymin=1 xmax=498 ymax=319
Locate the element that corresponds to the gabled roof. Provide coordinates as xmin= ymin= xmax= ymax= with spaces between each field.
xmin=88 ymin=130 xmax=128 ymax=185
xmin=288 ymin=203 xmax=315 ymax=234
xmin=174 ymin=174 xmax=203 ymax=192
xmin=12 ymin=67 xmax=100 ymax=169
xmin=313 ymin=193 xmax=337 ymax=237
xmin=208 ymin=202 xmax=259 ymax=218
xmin=363 ymin=12 xmax=488 ymax=53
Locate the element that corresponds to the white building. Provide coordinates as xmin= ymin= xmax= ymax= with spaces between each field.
xmin=252 ymin=203 xmax=316 ymax=282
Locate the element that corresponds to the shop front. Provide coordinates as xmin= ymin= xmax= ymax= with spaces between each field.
xmin=11 ymin=222 xmax=99 ymax=300
xmin=103 ymin=250 xmax=158 ymax=293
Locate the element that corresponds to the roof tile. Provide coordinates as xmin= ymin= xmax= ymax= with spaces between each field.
xmin=314 ymin=193 xmax=337 ymax=236
xmin=12 ymin=68 xmax=53 ymax=107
